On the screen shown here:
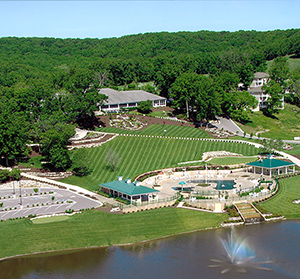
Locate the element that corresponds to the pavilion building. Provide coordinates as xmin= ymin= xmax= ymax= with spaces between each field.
xmin=246 ymin=157 xmax=295 ymax=177
xmin=100 ymin=176 xmax=159 ymax=204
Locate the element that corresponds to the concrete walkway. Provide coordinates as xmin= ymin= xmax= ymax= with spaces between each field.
xmin=21 ymin=173 xmax=97 ymax=196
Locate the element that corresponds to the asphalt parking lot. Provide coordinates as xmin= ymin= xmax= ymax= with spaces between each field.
xmin=0 ymin=188 xmax=102 ymax=220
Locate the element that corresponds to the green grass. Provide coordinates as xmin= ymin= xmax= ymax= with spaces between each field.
xmin=209 ymin=156 xmax=258 ymax=166
xmin=267 ymin=55 xmax=300 ymax=72
xmin=0 ymin=208 xmax=227 ymax=259
xmin=237 ymin=103 xmax=300 ymax=140
xmin=284 ymin=143 xmax=300 ymax=157
xmin=259 ymin=176 xmax=300 ymax=219
xmin=31 ymin=216 xmax=70 ymax=224
xmin=62 ymin=136 xmax=259 ymax=191
xmin=17 ymin=156 xmax=44 ymax=169
xmin=97 ymin=124 xmax=211 ymax=138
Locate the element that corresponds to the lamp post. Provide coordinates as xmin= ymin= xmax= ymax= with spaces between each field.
xmin=12 ymin=178 xmax=15 ymax=195
xmin=19 ymin=180 xmax=22 ymax=206
xmin=205 ymin=164 xmax=208 ymax=184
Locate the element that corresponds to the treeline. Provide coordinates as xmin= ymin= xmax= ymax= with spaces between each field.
xmin=1 ymin=29 xmax=300 ymax=89
xmin=0 ymin=29 xmax=300 ymax=169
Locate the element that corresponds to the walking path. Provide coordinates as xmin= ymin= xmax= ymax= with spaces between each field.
xmin=0 ymin=166 xmax=99 ymax=199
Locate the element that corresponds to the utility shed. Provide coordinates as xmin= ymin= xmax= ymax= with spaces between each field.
xmin=100 ymin=176 xmax=159 ymax=204
xmin=246 ymin=158 xmax=295 ymax=177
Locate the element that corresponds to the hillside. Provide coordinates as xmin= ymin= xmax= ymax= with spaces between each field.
xmin=237 ymin=103 xmax=300 ymax=140
xmin=1 ymin=29 xmax=300 ymax=87
xmin=267 ymin=54 xmax=300 ymax=72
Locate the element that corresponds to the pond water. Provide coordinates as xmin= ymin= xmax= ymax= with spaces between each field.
xmin=1 ymin=221 xmax=300 ymax=279
xmin=189 ymin=179 xmax=236 ymax=190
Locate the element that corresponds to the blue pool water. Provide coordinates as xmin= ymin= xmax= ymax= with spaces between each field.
xmin=189 ymin=180 xmax=236 ymax=190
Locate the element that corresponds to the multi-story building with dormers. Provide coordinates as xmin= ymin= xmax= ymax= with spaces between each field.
xmin=248 ymin=72 xmax=284 ymax=111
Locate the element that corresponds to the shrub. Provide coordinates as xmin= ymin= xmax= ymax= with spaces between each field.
xmin=115 ymin=197 xmax=130 ymax=205
xmin=0 ymin=170 xmax=10 ymax=183
xmin=97 ymin=190 xmax=112 ymax=198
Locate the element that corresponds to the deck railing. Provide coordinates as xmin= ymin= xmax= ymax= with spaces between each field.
xmin=110 ymin=194 xmax=179 ymax=209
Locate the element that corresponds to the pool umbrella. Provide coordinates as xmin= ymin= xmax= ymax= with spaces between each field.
xmin=179 ymin=181 xmax=186 ymax=191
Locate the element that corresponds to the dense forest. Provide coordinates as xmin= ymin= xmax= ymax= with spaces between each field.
xmin=1 ymin=29 xmax=300 ymax=170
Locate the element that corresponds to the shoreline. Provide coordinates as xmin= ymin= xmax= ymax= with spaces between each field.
xmin=0 ymin=217 xmax=290 ymax=263
xmin=0 ymin=223 xmax=224 ymax=262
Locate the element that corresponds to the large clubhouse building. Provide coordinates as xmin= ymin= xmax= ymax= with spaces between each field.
xmin=98 ymin=88 xmax=166 ymax=112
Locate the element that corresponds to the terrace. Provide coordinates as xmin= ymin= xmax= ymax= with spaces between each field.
xmin=139 ymin=167 xmax=277 ymax=212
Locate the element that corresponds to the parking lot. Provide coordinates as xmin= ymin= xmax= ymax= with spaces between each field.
xmin=0 ymin=187 xmax=102 ymax=220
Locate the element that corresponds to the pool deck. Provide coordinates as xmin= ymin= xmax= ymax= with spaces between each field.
xmin=142 ymin=169 xmax=275 ymax=200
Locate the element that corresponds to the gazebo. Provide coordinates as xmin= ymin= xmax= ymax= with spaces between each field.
xmin=100 ymin=176 xmax=159 ymax=204
xmin=246 ymin=157 xmax=295 ymax=177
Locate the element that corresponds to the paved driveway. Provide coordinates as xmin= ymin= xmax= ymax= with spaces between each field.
xmin=0 ymin=188 xmax=102 ymax=220
xmin=215 ymin=116 xmax=244 ymax=134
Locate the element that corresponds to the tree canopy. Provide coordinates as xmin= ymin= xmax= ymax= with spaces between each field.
xmin=1 ymin=29 xmax=300 ymax=166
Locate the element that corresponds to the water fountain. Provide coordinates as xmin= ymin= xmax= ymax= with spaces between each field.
xmin=209 ymin=226 xmax=272 ymax=274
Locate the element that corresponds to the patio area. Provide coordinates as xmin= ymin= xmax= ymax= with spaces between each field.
xmin=141 ymin=168 xmax=276 ymax=201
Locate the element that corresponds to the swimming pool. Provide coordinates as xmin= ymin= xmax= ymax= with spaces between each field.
xmin=188 ymin=180 xmax=236 ymax=190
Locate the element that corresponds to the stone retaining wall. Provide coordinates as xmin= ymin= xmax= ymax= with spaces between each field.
xmin=187 ymin=201 xmax=226 ymax=211
xmin=122 ymin=201 xmax=175 ymax=213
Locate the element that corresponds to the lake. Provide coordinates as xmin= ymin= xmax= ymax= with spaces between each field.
xmin=1 ymin=221 xmax=299 ymax=279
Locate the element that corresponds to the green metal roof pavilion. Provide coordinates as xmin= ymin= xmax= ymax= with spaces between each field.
xmin=246 ymin=158 xmax=295 ymax=177
xmin=246 ymin=158 xmax=295 ymax=169
xmin=100 ymin=179 xmax=159 ymax=196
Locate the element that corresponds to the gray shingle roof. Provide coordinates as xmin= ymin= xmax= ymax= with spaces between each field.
xmin=99 ymin=88 xmax=166 ymax=105
xmin=249 ymin=87 xmax=263 ymax=93
xmin=254 ymin=72 xmax=269 ymax=79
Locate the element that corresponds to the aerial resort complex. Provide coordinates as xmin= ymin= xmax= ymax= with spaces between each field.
xmin=1 ymin=26 xmax=300 ymax=277
xmin=96 ymin=154 xmax=294 ymax=220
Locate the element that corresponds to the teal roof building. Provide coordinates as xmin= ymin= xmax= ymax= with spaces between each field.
xmin=100 ymin=176 xmax=159 ymax=204
xmin=246 ymin=157 xmax=295 ymax=177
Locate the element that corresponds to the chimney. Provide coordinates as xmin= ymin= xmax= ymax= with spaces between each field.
xmin=135 ymin=181 xmax=141 ymax=186
xmin=126 ymin=178 xmax=131 ymax=184
xmin=117 ymin=176 xmax=123 ymax=181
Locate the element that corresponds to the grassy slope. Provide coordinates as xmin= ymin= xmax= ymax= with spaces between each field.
xmin=267 ymin=55 xmax=300 ymax=72
xmin=62 ymin=136 xmax=258 ymax=191
xmin=97 ymin=124 xmax=211 ymax=138
xmin=0 ymin=208 xmax=226 ymax=259
xmin=237 ymin=103 xmax=300 ymax=140
xmin=209 ymin=156 xmax=258 ymax=165
xmin=259 ymin=176 xmax=300 ymax=219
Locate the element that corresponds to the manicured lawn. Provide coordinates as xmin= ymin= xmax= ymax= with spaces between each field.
xmin=284 ymin=143 xmax=300 ymax=157
xmin=259 ymin=176 xmax=300 ymax=219
xmin=237 ymin=103 xmax=300 ymax=140
xmin=209 ymin=156 xmax=258 ymax=166
xmin=97 ymin=124 xmax=211 ymax=138
xmin=62 ymin=136 xmax=258 ymax=191
xmin=0 ymin=208 xmax=227 ymax=259
xmin=31 ymin=216 xmax=70 ymax=224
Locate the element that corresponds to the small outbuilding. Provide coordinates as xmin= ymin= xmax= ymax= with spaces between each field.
xmin=246 ymin=157 xmax=295 ymax=177
xmin=100 ymin=176 xmax=159 ymax=204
